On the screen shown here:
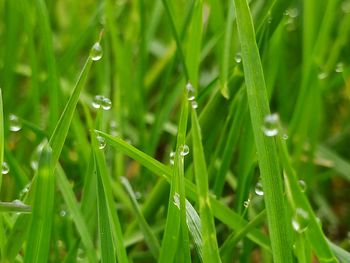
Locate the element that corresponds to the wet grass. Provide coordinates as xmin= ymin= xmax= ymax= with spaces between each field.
xmin=1 ymin=0 xmax=350 ymax=262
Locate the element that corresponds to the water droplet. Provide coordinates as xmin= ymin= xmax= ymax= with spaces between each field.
xmin=243 ymin=199 xmax=251 ymax=208
xmin=12 ymin=199 xmax=25 ymax=206
xmin=101 ymin=97 xmax=112 ymax=110
xmin=318 ymin=71 xmax=328 ymax=80
xmin=110 ymin=120 xmax=120 ymax=137
xmin=90 ymin=42 xmax=103 ymax=61
xmin=335 ymin=62 xmax=344 ymax=73
xmin=191 ymin=101 xmax=198 ymax=109
xmin=173 ymin=192 xmax=180 ymax=209
xmin=179 ymin=144 xmax=189 ymax=156
xmin=292 ymin=208 xmax=309 ymax=233
xmin=283 ymin=134 xmax=289 ymax=140
xmin=9 ymin=114 xmax=22 ymax=132
xmin=2 ymin=162 xmax=9 ymax=174
xmin=19 ymin=184 xmax=30 ymax=199
xmin=285 ymin=8 xmax=299 ymax=18
xmin=262 ymin=113 xmax=279 ymax=137
xmin=92 ymin=95 xmax=103 ymax=109
xmin=169 ymin=151 xmax=175 ymax=165
xmin=96 ymin=135 xmax=106 ymax=149
xmin=255 ymin=181 xmax=264 ymax=196
xmin=60 ymin=210 xmax=67 ymax=217
xmin=234 ymin=52 xmax=242 ymax=63
xmin=135 ymin=192 xmax=142 ymax=200
xmin=298 ymin=180 xmax=307 ymax=192
xmin=30 ymin=142 xmax=46 ymax=170
xmin=186 ymin=82 xmax=196 ymax=101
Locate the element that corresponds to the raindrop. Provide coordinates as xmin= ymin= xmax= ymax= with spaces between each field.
xmin=110 ymin=120 xmax=119 ymax=137
xmin=318 ymin=71 xmax=328 ymax=80
xmin=335 ymin=62 xmax=344 ymax=73
xmin=255 ymin=181 xmax=264 ymax=196
xmin=243 ymin=199 xmax=251 ymax=208
xmin=234 ymin=52 xmax=242 ymax=63
xmin=292 ymin=208 xmax=309 ymax=233
xmin=19 ymin=184 xmax=30 ymax=199
xmin=12 ymin=199 xmax=25 ymax=206
xmin=179 ymin=144 xmax=189 ymax=156
xmin=101 ymin=97 xmax=112 ymax=110
xmin=9 ymin=114 xmax=22 ymax=132
xmin=186 ymin=82 xmax=196 ymax=101
xmin=283 ymin=134 xmax=289 ymax=140
xmin=92 ymin=95 xmax=103 ymax=109
xmin=262 ymin=113 xmax=279 ymax=137
xmin=173 ymin=192 xmax=180 ymax=209
xmin=298 ymin=180 xmax=307 ymax=192
xmin=90 ymin=42 xmax=103 ymax=61
xmin=60 ymin=210 xmax=67 ymax=217
xmin=2 ymin=162 xmax=9 ymax=174
xmin=169 ymin=151 xmax=175 ymax=166
xmin=285 ymin=8 xmax=299 ymax=18
xmin=30 ymin=142 xmax=45 ymax=170
xmin=191 ymin=101 xmax=198 ymax=109
xmin=96 ymin=135 xmax=106 ymax=150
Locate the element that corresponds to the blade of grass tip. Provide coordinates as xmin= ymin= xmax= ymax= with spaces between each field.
xmin=96 ymin=163 xmax=115 ymax=263
xmin=276 ymin=131 xmax=338 ymax=262
xmin=191 ymin=109 xmax=221 ymax=262
xmin=233 ymin=0 xmax=293 ymax=262
xmin=24 ymin=142 xmax=54 ymax=263
xmin=92 ymin=132 xmax=128 ymax=263
xmin=48 ymin=42 xmax=97 ymax=171
xmin=121 ymin=177 xmax=160 ymax=258
xmin=159 ymin=92 xmax=190 ymax=263
xmin=96 ymin=130 xmax=271 ymax=250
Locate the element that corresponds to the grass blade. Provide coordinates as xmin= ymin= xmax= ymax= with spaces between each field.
xmin=233 ymin=0 xmax=293 ymax=261
xmin=24 ymin=143 xmax=54 ymax=263
xmin=0 ymin=201 xmax=31 ymax=213
xmin=191 ymin=108 xmax=221 ymax=262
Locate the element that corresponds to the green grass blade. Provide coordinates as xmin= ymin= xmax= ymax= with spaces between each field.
xmin=96 ymin=166 xmax=115 ymax=263
xmin=24 ymin=143 xmax=54 ymax=263
xmin=0 ymin=89 xmax=3 ymax=189
xmin=233 ymin=0 xmax=293 ymax=261
xmin=121 ymin=176 xmax=160 ymax=258
xmin=191 ymin=108 xmax=221 ymax=262
xmin=56 ymin=165 xmax=97 ymax=262
xmin=0 ymin=201 xmax=31 ymax=213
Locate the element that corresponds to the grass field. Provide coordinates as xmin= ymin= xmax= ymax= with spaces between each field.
xmin=1 ymin=0 xmax=350 ymax=262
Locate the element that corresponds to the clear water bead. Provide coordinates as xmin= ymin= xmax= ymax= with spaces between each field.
xmin=96 ymin=135 xmax=106 ymax=149
xmin=262 ymin=113 xmax=279 ymax=137
xmin=243 ymin=199 xmax=250 ymax=208
xmin=173 ymin=192 xmax=180 ymax=209
xmin=2 ymin=162 xmax=9 ymax=174
xmin=191 ymin=101 xmax=198 ymax=109
xmin=234 ymin=52 xmax=242 ymax=63
xmin=335 ymin=62 xmax=344 ymax=73
xmin=90 ymin=42 xmax=103 ymax=61
xmin=318 ymin=71 xmax=328 ymax=80
xmin=292 ymin=208 xmax=309 ymax=233
xmin=179 ymin=144 xmax=189 ymax=156
xmin=169 ymin=151 xmax=175 ymax=165
xmin=186 ymin=82 xmax=196 ymax=101
xmin=255 ymin=182 xmax=264 ymax=196
xmin=9 ymin=114 xmax=22 ymax=132
xmin=298 ymin=180 xmax=307 ymax=192
xmin=60 ymin=210 xmax=67 ymax=217
xmin=101 ymin=97 xmax=112 ymax=110
xmin=92 ymin=95 xmax=103 ymax=109
xmin=30 ymin=142 xmax=46 ymax=170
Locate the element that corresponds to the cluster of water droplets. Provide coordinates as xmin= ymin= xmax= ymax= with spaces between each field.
xmin=92 ymin=95 xmax=112 ymax=110
xmin=9 ymin=114 xmax=22 ymax=132
xmin=292 ymin=207 xmax=310 ymax=233
xmin=186 ymin=82 xmax=198 ymax=109
xmin=169 ymin=144 xmax=190 ymax=165
xmin=90 ymin=42 xmax=103 ymax=61
xmin=262 ymin=113 xmax=279 ymax=137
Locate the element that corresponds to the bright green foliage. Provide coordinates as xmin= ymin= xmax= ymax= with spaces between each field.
xmin=0 ymin=0 xmax=349 ymax=262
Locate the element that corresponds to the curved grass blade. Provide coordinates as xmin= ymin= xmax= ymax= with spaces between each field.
xmin=24 ymin=143 xmax=54 ymax=263
xmin=191 ymin=109 xmax=221 ymax=262
xmin=233 ymin=0 xmax=293 ymax=261
xmin=121 ymin=177 xmax=160 ymax=258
